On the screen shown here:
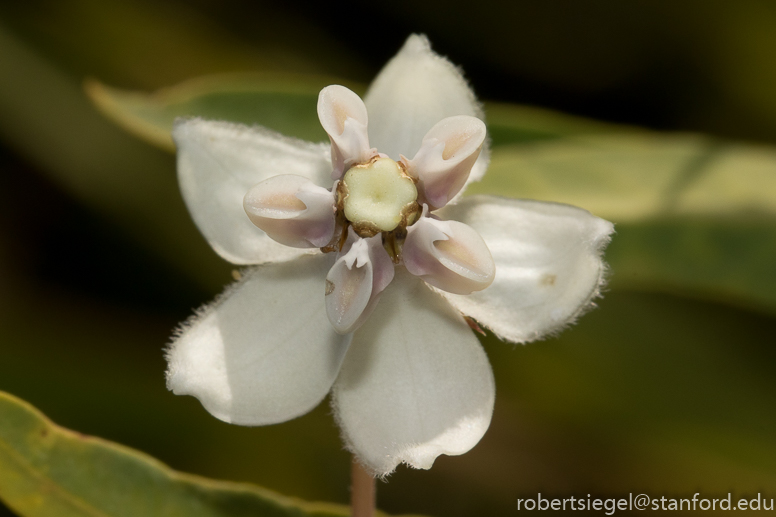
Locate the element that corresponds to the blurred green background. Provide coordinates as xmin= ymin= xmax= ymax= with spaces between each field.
xmin=1 ymin=0 xmax=776 ymax=515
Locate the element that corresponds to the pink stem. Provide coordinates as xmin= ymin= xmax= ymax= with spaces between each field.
xmin=351 ymin=457 xmax=375 ymax=517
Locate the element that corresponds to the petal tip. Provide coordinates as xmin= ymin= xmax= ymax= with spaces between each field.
xmin=339 ymin=410 xmax=494 ymax=477
xmin=400 ymin=33 xmax=432 ymax=55
xmin=364 ymin=33 xmax=483 ymax=160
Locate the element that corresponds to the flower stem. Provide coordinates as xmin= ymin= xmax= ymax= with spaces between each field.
xmin=351 ymin=457 xmax=375 ymax=517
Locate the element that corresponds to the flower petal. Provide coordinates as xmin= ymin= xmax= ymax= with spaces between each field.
xmin=404 ymin=115 xmax=486 ymax=209
xmin=173 ymin=118 xmax=331 ymax=265
xmin=325 ymin=235 xmax=395 ymax=334
xmin=403 ymin=213 xmax=495 ymax=295
xmin=364 ymin=34 xmax=489 ymax=192
xmin=166 ymin=255 xmax=351 ymax=426
xmin=437 ymin=195 xmax=615 ymax=344
xmin=243 ymin=174 xmax=336 ymax=248
xmin=332 ymin=270 xmax=494 ymax=477
xmin=317 ymin=85 xmax=376 ymax=179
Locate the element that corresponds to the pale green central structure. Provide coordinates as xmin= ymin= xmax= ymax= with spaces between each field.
xmin=342 ymin=157 xmax=417 ymax=232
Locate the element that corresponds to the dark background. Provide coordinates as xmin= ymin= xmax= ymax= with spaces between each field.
xmin=1 ymin=0 xmax=776 ymax=515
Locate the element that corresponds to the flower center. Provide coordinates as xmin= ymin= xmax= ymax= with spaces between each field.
xmin=339 ymin=157 xmax=419 ymax=237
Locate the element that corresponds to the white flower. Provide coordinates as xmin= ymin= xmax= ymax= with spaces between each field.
xmin=165 ymin=35 xmax=614 ymax=477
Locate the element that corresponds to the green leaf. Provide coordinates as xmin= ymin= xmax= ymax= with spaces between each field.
xmin=485 ymin=101 xmax=624 ymax=146
xmin=85 ymin=74 xmax=365 ymax=152
xmin=85 ymin=75 xmax=614 ymax=153
xmin=470 ymin=133 xmax=776 ymax=312
xmin=0 ymin=391 xmax=417 ymax=517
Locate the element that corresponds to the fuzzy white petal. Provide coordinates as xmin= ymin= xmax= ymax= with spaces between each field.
xmin=437 ymin=196 xmax=615 ymax=344
xmin=364 ymin=34 xmax=489 ymax=192
xmin=166 ymin=255 xmax=351 ymax=426
xmin=173 ymin=118 xmax=331 ymax=265
xmin=332 ymin=270 xmax=494 ymax=477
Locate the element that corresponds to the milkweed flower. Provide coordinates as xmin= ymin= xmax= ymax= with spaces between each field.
xmin=166 ymin=35 xmax=614 ymax=477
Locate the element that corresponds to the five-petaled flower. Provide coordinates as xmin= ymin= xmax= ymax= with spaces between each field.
xmin=166 ymin=35 xmax=614 ymax=477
